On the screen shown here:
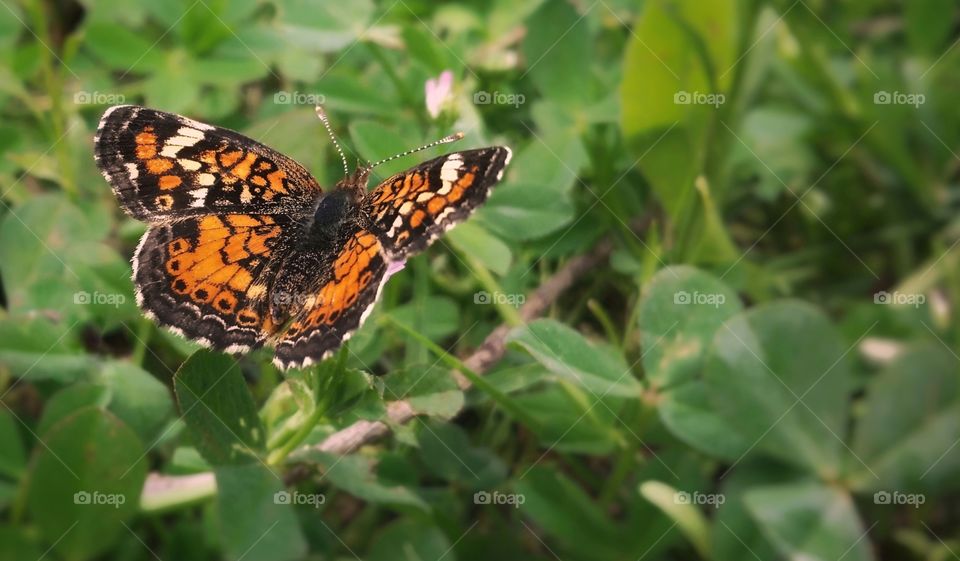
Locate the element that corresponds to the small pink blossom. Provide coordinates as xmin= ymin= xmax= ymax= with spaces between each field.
xmin=385 ymin=259 xmax=407 ymax=279
xmin=425 ymin=70 xmax=454 ymax=119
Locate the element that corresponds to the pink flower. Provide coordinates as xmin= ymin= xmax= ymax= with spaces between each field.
xmin=385 ymin=259 xmax=407 ymax=280
xmin=425 ymin=70 xmax=453 ymax=119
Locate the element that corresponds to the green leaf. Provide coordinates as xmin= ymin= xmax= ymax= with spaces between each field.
xmin=0 ymin=525 xmax=44 ymax=561
xmin=83 ymin=22 xmax=163 ymax=71
xmin=367 ymin=519 xmax=452 ymax=561
xmin=512 ymin=386 xmax=622 ymax=454
xmin=25 ymin=408 xmax=146 ymax=561
xmin=713 ymin=461 xmax=790 ymax=561
xmin=730 ymin=108 xmax=815 ymax=201
xmin=0 ymin=195 xmax=124 ymax=319
xmin=639 ymin=481 xmax=710 ymax=559
xmin=275 ymin=0 xmax=375 ymax=52
xmin=0 ymin=1 xmax=23 ymax=49
xmin=522 ymin=0 xmax=592 ymax=106
xmin=382 ymin=366 xmax=464 ymax=419
xmin=0 ymin=317 xmax=93 ymax=382
xmin=174 ymin=350 xmax=265 ymax=466
xmin=215 ymin=464 xmax=307 ymax=561
xmin=0 ymin=409 xmax=25 ymax=480
xmin=388 ymin=296 xmax=461 ymax=341
xmin=620 ymin=0 xmax=739 ymax=221
xmin=349 ymin=119 xmax=423 ymax=179
xmin=851 ymin=341 xmax=960 ymax=491
xmin=244 ymin=107 xmax=336 ymax=179
xmin=36 ymin=383 xmax=110 ymax=436
xmin=515 ymin=466 xmax=621 ymax=559
xmin=508 ymin=319 xmax=642 ymax=397
xmin=906 ymin=0 xmax=955 ymax=55
xmin=291 ymin=450 xmax=428 ymax=508
xmin=743 ymin=482 xmax=875 ymax=561
xmin=446 ymin=221 xmax=513 ymax=276
xmin=416 ymin=421 xmax=506 ymax=488
xmin=703 ymin=302 xmax=854 ymax=478
xmin=639 ymin=265 xmax=743 ymax=387
xmin=478 ymin=181 xmax=576 ymax=241
xmin=97 ymin=361 xmax=175 ymax=443
xmin=639 ymin=266 xmax=749 ymax=459
xmin=477 ymin=137 xmax=580 ymax=240
xmin=480 ymin=362 xmax=551 ymax=396
xmin=659 ymin=381 xmax=751 ymax=461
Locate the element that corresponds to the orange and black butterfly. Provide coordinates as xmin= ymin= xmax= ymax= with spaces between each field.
xmin=94 ymin=105 xmax=511 ymax=369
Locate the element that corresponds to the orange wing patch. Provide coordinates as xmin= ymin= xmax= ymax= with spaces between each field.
xmin=272 ymin=229 xmax=388 ymax=369
xmin=163 ymin=214 xmax=281 ymax=332
xmin=197 ymin=147 xmax=289 ymax=202
xmin=362 ymin=148 xmax=511 ymax=261
xmin=285 ymin=231 xmax=382 ymax=338
xmin=95 ymin=106 xmax=323 ymax=221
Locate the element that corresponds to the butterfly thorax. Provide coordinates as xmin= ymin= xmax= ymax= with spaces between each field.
xmin=305 ymin=189 xmax=360 ymax=247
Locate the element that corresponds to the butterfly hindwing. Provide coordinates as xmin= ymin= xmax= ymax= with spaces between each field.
xmin=134 ymin=214 xmax=299 ymax=352
xmin=362 ymin=147 xmax=512 ymax=260
xmin=95 ymin=105 xmax=321 ymax=222
xmin=272 ymin=229 xmax=387 ymax=369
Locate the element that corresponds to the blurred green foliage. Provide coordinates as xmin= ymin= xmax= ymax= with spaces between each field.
xmin=1 ymin=0 xmax=960 ymax=560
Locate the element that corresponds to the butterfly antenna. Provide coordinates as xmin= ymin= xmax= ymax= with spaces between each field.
xmin=315 ymin=104 xmax=349 ymax=177
xmin=367 ymin=131 xmax=464 ymax=171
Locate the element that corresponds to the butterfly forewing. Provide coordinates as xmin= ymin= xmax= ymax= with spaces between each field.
xmin=95 ymin=105 xmax=321 ymax=222
xmin=362 ymin=147 xmax=512 ymax=260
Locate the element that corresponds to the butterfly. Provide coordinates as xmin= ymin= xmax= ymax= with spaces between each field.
xmin=94 ymin=105 xmax=511 ymax=369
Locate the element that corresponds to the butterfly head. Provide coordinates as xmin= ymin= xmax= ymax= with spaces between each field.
xmin=334 ymin=165 xmax=372 ymax=200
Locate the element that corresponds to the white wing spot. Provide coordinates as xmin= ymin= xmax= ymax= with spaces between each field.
xmin=190 ymin=188 xmax=208 ymax=207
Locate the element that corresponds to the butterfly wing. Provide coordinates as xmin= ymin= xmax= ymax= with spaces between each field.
xmin=95 ymin=105 xmax=321 ymax=222
xmin=272 ymin=229 xmax=387 ymax=369
xmin=362 ymin=147 xmax=512 ymax=260
xmin=134 ymin=213 xmax=300 ymax=352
